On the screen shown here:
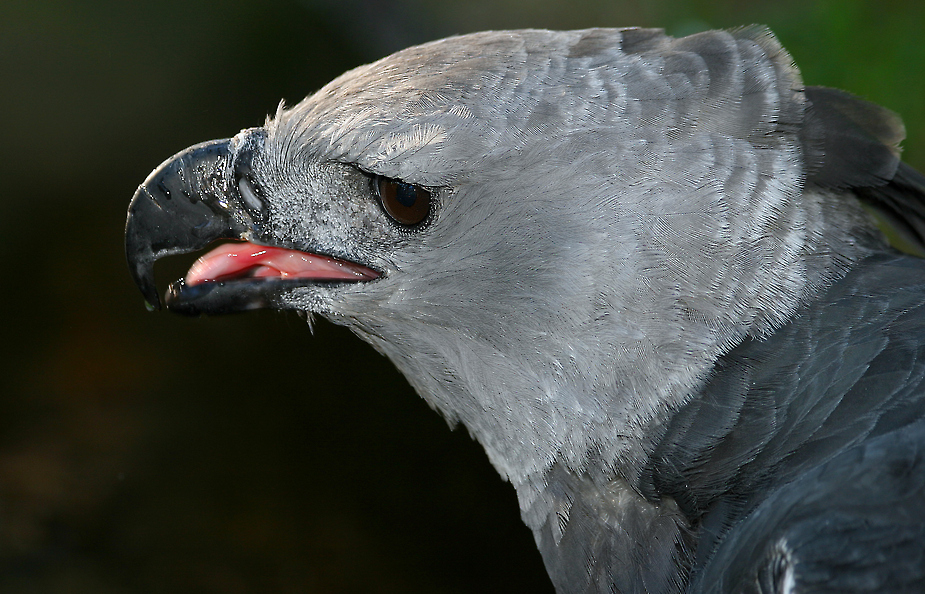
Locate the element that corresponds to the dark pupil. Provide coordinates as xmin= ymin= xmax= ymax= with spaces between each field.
xmin=395 ymin=182 xmax=418 ymax=207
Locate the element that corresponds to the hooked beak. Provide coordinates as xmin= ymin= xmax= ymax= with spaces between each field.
xmin=125 ymin=136 xmax=379 ymax=316
xmin=125 ymin=139 xmax=245 ymax=310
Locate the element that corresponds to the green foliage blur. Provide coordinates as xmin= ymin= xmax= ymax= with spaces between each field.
xmin=1 ymin=1 xmax=922 ymax=592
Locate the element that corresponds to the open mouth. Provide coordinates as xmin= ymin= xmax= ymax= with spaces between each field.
xmin=162 ymin=241 xmax=381 ymax=315
xmin=185 ymin=241 xmax=380 ymax=285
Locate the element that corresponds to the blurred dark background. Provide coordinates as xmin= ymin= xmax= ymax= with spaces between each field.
xmin=1 ymin=1 xmax=923 ymax=592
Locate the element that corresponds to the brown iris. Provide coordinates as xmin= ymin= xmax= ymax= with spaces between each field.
xmin=376 ymin=175 xmax=432 ymax=226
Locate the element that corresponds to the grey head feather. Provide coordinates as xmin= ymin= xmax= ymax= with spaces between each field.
xmin=245 ymin=26 xmax=875 ymax=492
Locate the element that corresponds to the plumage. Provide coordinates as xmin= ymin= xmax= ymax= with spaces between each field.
xmin=125 ymin=27 xmax=925 ymax=593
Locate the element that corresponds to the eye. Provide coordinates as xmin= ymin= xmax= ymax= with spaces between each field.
xmin=375 ymin=175 xmax=432 ymax=226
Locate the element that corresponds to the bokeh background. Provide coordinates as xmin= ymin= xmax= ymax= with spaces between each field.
xmin=2 ymin=1 xmax=924 ymax=592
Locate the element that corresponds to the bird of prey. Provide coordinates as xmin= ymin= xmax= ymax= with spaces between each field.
xmin=126 ymin=27 xmax=925 ymax=593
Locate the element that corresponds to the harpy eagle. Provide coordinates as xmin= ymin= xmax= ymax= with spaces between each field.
xmin=125 ymin=27 xmax=925 ymax=593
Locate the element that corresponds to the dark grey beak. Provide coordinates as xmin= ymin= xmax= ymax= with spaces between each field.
xmin=125 ymin=139 xmax=247 ymax=310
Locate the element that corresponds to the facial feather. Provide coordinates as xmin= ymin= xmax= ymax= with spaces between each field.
xmin=248 ymin=28 xmax=874 ymax=486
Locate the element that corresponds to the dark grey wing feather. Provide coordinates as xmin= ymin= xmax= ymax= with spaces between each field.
xmin=690 ymin=420 xmax=925 ymax=593
xmin=645 ymin=254 xmax=925 ymax=592
xmin=856 ymin=163 xmax=925 ymax=256
xmin=802 ymin=86 xmax=904 ymax=189
xmin=802 ymin=86 xmax=925 ymax=255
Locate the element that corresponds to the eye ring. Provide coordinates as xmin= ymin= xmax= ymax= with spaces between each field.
xmin=375 ymin=175 xmax=432 ymax=227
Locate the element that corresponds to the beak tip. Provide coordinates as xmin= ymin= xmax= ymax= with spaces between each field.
xmin=126 ymin=252 xmax=162 ymax=311
xmin=124 ymin=137 xmax=237 ymax=315
xmin=145 ymin=293 xmax=162 ymax=311
xmin=138 ymin=276 xmax=163 ymax=311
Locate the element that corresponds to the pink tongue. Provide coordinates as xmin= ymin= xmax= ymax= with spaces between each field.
xmin=185 ymin=241 xmax=380 ymax=286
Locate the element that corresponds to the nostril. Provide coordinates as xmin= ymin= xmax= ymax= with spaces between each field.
xmin=238 ymin=176 xmax=263 ymax=212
